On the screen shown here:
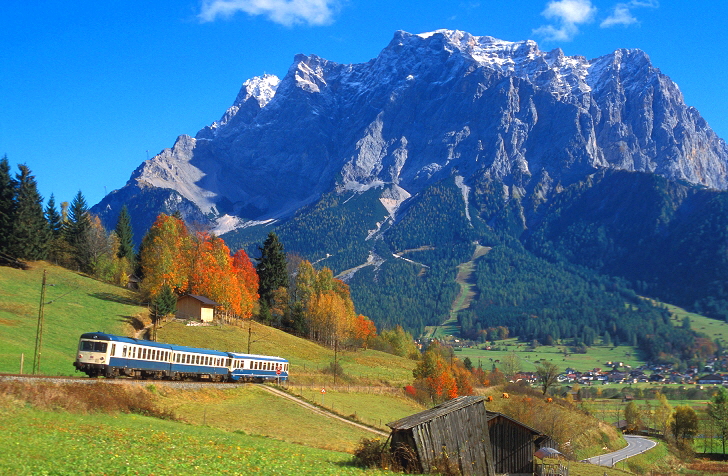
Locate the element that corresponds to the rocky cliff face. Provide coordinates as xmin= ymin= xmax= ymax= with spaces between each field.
xmin=92 ymin=29 xmax=728 ymax=235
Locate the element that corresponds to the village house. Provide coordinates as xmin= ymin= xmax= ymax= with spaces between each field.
xmin=176 ymin=294 xmax=220 ymax=323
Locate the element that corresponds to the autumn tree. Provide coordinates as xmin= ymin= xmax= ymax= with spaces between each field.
xmin=671 ymin=405 xmax=698 ymax=446
xmin=139 ymin=213 xmax=193 ymax=299
xmin=372 ymin=325 xmax=420 ymax=359
xmin=189 ymin=233 xmax=241 ymax=314
xmin=654 ymin=392 xmax=673 ymax=438
xmin=624 ymin=401 xmax=643 ymax=432
xmin=231 ymin=249 xmax=259 ymax=320
xmin=352 ymin=314 xmax=377 ymax=349
xmin=412 ymin=340 xmax=471 ymax=403
xmin=501 ymin=351 xmax=521 ymax=379
xmin=535 ymin=361 xmax=561 ymax=395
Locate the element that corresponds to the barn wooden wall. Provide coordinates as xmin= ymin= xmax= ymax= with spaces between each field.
xmin=488 ymin=414 xmax=536 ymax=474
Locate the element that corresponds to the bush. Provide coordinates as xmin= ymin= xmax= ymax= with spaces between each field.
xmin=352 ymin=438 xmax=387 ymax=469
xmin=0 ymin=381 xmax=175 ymax=419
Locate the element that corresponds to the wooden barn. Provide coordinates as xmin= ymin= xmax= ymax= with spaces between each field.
xmin=386 ymin=396 xmax=495 ymax=475
xmin=486 ymin=411 xmax=555 ymax=475
xmin=176 ymin=294 xmax=220 ymax=322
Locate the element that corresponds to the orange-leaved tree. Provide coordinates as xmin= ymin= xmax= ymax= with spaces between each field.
xmin=189 ymin=233 xmax=242 ymax=315
xmin=353 ymin=314 xmax=377 ymax=349
xmin=232 ymin=249 xmax=258 ymax=319
xmin=140 ymin=213 xmax=193 ymax=299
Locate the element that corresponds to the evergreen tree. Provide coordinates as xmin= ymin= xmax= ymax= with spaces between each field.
xmin=64 ymin=191 xmax=92 ymax=272
xmin=256 ymin=232 xmax=288 ymax=308
xmin=0 ymin=156 xmax=16 ymax=256
xmin=115 ymin=205 xmax=135 ymax=264
xmin=45 ymin=194 xmax=64 ymax=264
xmin=151 ymin=284 xmax=177 ymax=341
xmin=45 ymin=194 xmax=62 ymax=238
xmin=9 ymin=164 xmax=49 ymax=260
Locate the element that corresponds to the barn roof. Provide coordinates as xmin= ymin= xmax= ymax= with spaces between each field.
xmin=179 ymin=294 xmax=221 ymax=306
xmin=387 ymin=395 xmax=486 ymax=430
xmin=486 ymin=410 xmax=543 ymax=436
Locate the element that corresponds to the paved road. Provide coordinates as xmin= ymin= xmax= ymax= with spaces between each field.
xmin=585 ymin=435 xmax=657 ymax=467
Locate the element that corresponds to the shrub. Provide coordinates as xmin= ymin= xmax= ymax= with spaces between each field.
xmin=0 ymin=381 xmax=175 ymax=419
xmin=352 ymin=438 xmax=387 ymax=469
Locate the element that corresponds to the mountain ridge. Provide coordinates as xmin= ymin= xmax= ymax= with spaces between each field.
xmin=92 ymin=29 xmax=728 ymax=240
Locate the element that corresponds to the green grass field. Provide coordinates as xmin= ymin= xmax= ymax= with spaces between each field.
xmin=455 ymin=339 xmax=644 ymax=373
xmin=0 ymin=263 xmax=145 ymax=376
xmin=0 ymin=400 xmax=386 ymax=475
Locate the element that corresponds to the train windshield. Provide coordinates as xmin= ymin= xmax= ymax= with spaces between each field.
xmin=80 ymin=340 xmax=108 ymax=353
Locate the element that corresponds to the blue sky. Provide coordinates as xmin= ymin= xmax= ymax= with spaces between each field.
xmin=2 ymin=0 xmax=726 ymax=207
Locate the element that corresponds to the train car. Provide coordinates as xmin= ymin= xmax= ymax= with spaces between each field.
xmin=74 ymin=332 xmax=229 ymax=381
xmin=227 ymin=351 xmax=289 ymax=382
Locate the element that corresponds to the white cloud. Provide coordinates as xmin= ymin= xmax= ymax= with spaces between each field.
xmin=601 ymin=0 xmax=658 ymax=28
xmin=601 ymin=4 xmax=636 ymax=27
xmin=533 ymin=0 xmax=597 ymax=41
xmin=198 ymin=0 xmax=340 ymax=26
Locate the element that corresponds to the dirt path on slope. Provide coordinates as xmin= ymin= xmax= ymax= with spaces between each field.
xmin=258 ymin=385 xmax=389 ymax=437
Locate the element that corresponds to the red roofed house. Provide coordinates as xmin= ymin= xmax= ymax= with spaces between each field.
xmin=176 ymin=294 xmax=220 ymax=323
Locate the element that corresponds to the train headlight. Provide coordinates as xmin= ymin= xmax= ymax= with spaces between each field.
xmin=78 ymin=354 xmax=83 ymax=359
xmin=100 ymin=357 xmax=105 ymax=361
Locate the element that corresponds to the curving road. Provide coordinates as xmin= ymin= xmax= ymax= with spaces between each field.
xmin=585 ymin=435 xmax=657 ymax=467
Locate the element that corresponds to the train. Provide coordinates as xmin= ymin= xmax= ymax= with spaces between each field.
xmin=73 ymin=331 xmax=289 ymax=382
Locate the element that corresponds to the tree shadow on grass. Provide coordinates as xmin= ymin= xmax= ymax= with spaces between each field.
xmin=90 ymin=292 xmax=140 ymax=306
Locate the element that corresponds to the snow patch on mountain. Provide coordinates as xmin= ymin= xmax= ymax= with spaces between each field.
xmin=454 ymin=175 xmax=472 ymax=226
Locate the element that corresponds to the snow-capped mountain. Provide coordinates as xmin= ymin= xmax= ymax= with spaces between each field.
xmin=92 ymin=29 xmax=728 ymax=238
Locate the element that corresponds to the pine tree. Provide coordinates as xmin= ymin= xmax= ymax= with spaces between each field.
xmin=64 ymin=191 xmax=92 ymax=272
xmin=9 ymin=164 xmax=49 ymax=260
xmin=0 ymin=156 xmax=17 ymax=256
xmin=115 ymin=205 xmax=135 ymax=264
xmin=256 ymin=232 xmax=288 ymax=308
xmin=45 ymin=194 xmax=62 ymax=238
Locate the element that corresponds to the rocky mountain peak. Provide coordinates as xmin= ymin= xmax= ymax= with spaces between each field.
xmin=93 ymin=29 xmax=728 ymax=238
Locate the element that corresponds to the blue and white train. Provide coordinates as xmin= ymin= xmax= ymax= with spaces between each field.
xmin=73 ymin=332 xmax=289 ymax=382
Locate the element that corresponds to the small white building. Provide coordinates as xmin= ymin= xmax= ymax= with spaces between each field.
xmin=176 ymin=294 xmax=220 ymax=323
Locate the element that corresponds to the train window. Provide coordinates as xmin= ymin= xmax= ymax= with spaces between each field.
xmin=122 ymin=346 xmax=127 ymax=358
xmin=111 ymin=344 xmax=116 ymax=356
xmin=80 ymin=341 xmax=108 ymax=353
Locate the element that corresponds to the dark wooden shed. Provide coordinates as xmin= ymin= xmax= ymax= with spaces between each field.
xmin=386 ymin=396 xmax=495 ymax=475
xmin=486 ymin=410 xmax=554 ymax=475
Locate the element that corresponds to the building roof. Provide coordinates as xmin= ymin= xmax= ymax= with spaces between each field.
xmin=486 ymin=410 xmax=543 ymax=436
xmin=387 ymin=396 xmax=486 ymax=430
xmin=179 ymin=294 xmax=221 ymax=306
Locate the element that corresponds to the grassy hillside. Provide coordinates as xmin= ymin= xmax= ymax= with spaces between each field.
xmin=0 ymin=262 xmax=417 ymax=386
xmin=0 ymin=262 xmax=145 ymax=375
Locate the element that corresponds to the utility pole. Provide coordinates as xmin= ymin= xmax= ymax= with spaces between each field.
xmin=247 ymin=318 xmax=253 ymax=354
xmin=32 ymin=270 xmax=47 ymax=375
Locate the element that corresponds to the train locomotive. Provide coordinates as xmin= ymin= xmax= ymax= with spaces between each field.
xmin=73 ymin=332 xmax=289 ymax=382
